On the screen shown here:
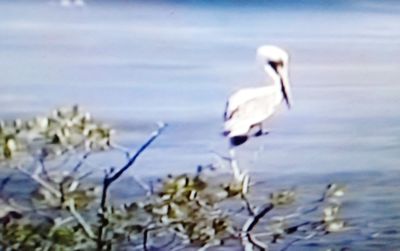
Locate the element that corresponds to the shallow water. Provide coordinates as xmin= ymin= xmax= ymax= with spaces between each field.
xmin=1 ymin=0 xmax=400 ymax=249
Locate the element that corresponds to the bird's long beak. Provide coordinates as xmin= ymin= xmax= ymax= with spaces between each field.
xmin=277 ymin=65 xmax=292 ymax=108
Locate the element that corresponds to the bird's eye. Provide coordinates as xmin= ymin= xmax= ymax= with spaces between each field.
xmin=267 ymin=60 xmax=283 ymax=72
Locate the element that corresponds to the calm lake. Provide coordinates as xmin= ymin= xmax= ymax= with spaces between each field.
xmin=1 ymin=0 xmax=400 ymax=249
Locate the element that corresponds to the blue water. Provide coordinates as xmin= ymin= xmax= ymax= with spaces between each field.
xmin=1 ymin=0 xmax=400 ymax=249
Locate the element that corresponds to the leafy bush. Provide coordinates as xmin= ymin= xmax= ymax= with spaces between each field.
xmin=0 ymin=106 xmax=347 ymax=251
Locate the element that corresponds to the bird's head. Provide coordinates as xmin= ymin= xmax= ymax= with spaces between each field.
xmin=257 ymin=45 xmax=292 ymax=108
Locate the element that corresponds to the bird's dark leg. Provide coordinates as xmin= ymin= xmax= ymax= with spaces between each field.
xmin=252 ymin=123 xmax=270 ymax=137
xmin=254 ymin=129 xmax=263 ymax=137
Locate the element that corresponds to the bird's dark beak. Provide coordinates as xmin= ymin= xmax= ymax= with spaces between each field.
xmin=277 ymin=65 xmax=292 ymax=108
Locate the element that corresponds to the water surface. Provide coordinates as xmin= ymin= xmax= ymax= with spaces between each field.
xmin=0 ymin=0 xmax=400 ymax=249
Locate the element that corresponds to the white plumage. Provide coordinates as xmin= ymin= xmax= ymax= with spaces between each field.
xmin=223 ymin=45 xmax=292 ymax=146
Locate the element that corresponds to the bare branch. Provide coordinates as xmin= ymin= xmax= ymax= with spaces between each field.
xmin=210 ymin=150 xmax=232 ymax=162
xmin=241 ymin=195 xmax=256 ymax=216
xmin=107 ymin=123 xmax=166 ymax=187
xmin=100 ymin=123 xmax=167 ymax=211
xmin=243 ymin=203 xmax=274 ymax=233
xmin=97 ymin=123 xmax=167 ymax=251
xmin=143 ymin=225 xmax=165 ymax=251
xmin=67 ymin=199 xmax=95 ymax=239
xmin=72 ymin=151 xmax=92 ymax=173
xmin=248 ymin=234 xmax=268 ymax=250
xmin=77 ymin=170 xmax=94 ymax=181
xmin=241 ymin=203 xmax=274 ymax=251
xmin=16 ymin=165 xmax=61 ymax=198
xmin=143 ymin=227 xmax=150 ymax=251
xmin=131 ymin=174 xmax=152 ymax=196
xmin=109 ymin=143 xmax=131 ymax=160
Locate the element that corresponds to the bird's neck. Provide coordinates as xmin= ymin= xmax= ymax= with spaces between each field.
xmin=263 ymin=66 xmax=281 ymax=88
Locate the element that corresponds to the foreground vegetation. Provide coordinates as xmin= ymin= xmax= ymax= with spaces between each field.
xmin=0 ymin=106 xmax=347 ymax=250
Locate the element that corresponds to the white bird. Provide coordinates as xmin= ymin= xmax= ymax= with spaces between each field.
xmin=223 ymin=45 xmax=292 ymax=146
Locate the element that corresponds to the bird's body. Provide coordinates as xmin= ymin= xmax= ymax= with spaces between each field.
xmin=224 ymin=85 xmax=283 ymax=136
xmin=223 ymin=45 xmax=292 ymax=146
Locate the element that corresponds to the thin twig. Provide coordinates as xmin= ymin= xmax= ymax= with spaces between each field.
xmin=78 ymin=170 xmax=94 ymax=181
xmin=241 ymin=203 xmax=274 ymax=251
xmin=248 ymin=234 xmax=268 ymax=250
xmin=97 ymin=123 xmax=167 ymax=250
xmin=109 ymin=143 xmax=131 ymax=160
xmin=67 ymin=199 xmax=95 ymax=239
xmin=72 ymin=151 xmax=92 ymax=173
xmin=54 ymin=216 xmax=75 ymax=228
xmin=16 ymin=166 xmax=61 ymax=198
xmin=143 ymin=225 xmax=165 ymax=251
xmin=100 ymin=123 xmax=167 ymax=211
xmin=243 ymin=203 xmax=274 ymax=232
xmin=210 ymin=150 xmax=231 ymax=162
xmin=242 ymin=195 xmax=256 ymax=216
xmin=143 ymin=227 xmax=150 ymax=251
xmin=131 ymin=174 xmax=152 ymax=195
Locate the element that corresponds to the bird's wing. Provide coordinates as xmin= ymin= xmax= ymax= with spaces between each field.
xmin=230 ymin=93 xmax=280 ymax=123
xmin=224 ymin=86 xmax=278 ymax=121
xmin=223 ymin=86 xmax=283 ymax=137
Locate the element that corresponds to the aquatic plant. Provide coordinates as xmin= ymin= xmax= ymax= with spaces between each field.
xmin=0 ymin=106 xmax=348 ymax=251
